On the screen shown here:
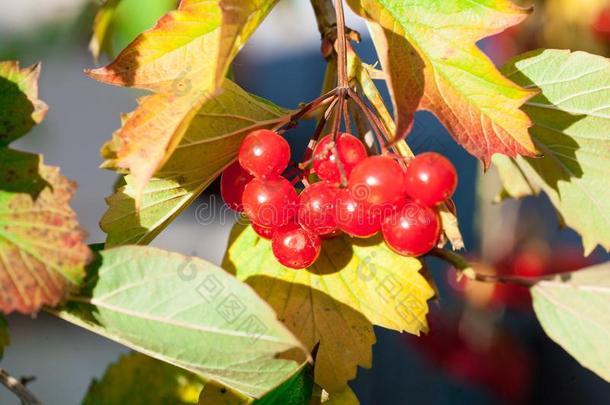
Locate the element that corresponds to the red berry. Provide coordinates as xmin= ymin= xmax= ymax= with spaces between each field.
xmin=312 ymin=132 xmax=367 ymax=183
xmin=298 ymin=182 xmax=338 ymax=235
xmin=220 ymin=161 xmax=254 ymax=212
xmin=348 ymin=155 xmax=407 ymax=208
xmin=252 ymin=222 xmax=274 ymax=240
xmin=238 ymin=129 xmax=290 ymax=178
xmin=382 ymin=199 xmax=441 ymax=257
xmin=242 ymin=177 xmax=298 ymax=228
xmin=272 ymin=223 xmax=321 ymax=269
xmin=334 ymin=189 xmax=382 ymax=238
xmin=405 ymin=152 xmax=457 ymax=206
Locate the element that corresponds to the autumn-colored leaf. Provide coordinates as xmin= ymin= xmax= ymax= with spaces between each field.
xmin=347 ymin=0 xmax=538 ymax=166
xmin=0 ymin=151 xmax=91 ymax=314
xmin=223 ymin=223 xmax=434 ymax=392
xmin=0 ymin=61 xmax=48 ymax=146
xmin=90 ymin=0 xmax=278 ymax=203
xmin=101 ymin=80 xmax=288 ymax=247
xmin=494 ymin=49 xmax=610 ymax=254
xmin=83 ymin=352 xmax=204 ymax=405
xmin=87 ymin=0 xmax=278 ymax=92
xmin=89 ymin=0 xmax=122 ymax=60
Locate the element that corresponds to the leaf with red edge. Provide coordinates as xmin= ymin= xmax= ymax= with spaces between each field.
xmin=0 ymin=150 xmax=92 ymax=314
xmin=0 ymin=61 xmax=48 ymax=146
xmin=347 ymin=0 xmax=538 ymax=166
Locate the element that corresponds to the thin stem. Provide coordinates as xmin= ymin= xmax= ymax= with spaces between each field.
xmin=334 ymin=0 xmax=349 ymax=88
xmin=347 ymin=88 xmax=387 ymax=153
xmin=331 ymin=96 xmax=349 ymax=186
xmin=300 ymin=96 xmax=339 ymax=170
xmin=429 ymin=248 xmax=538 ymax=287
xmin=342 ymin=98 xmax=352 ymax=134
xmin=0 ymin=368 xmax=41 ymax=405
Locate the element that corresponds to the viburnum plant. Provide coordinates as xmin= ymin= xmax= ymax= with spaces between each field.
xmin=0 ymin=0 xmax=609 ymax=404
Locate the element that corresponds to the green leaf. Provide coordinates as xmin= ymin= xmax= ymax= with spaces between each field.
xmin=52 ymin=245 xmax=307 ymax=398
xmin=101 ymin=80 xmax=288 ymax=247
xmin=199 ymin=365 xmax=313 ymax=405
xmin=495 ymin=49 xmax=610 ymax=254
xmin=346 ymin=0 xmax=536 ymax=166
xmin=82 ymin=352 xmax=203 ymax=405
xmin=0 ymin=61 xmax=48 ymax=146
xmin=0 ymin=314 xmax=8 ymax=359
xmin=223 ymin=223 xmax=434 ymax=392
xmin=531 ymin=261 xmax=610 ymax=382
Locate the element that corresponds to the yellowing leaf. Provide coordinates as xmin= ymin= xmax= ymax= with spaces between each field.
xmin=531 ymin=261 xmax=610 ymax=382
xmin=0 ymin=151 xmax=92 ymax=314
xmin=223 ymin=224 xmax=434 ymax=392
xmin=100 ymin=88 xmax=216 ymax=203
xmin=0 ymin=61 xmax=48 ymax=146
xmin=83 ymin=352 xmax=204 ymax=405
xmin=87 ymin=0 xmax=277 ymax=92
xmin=323 ymin=386 xmax=360 ymax=405
xmin=347 ymin=0 xmax=537 ymax=166
xmin=101 ymin=81 xmax=288 ymax=247
xmin=494 ymin=49 xmax=610 ymax=254
xmin=90 ymin=0 xmax=278 ymax=202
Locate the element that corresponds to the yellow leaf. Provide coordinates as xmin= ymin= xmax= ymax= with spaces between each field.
xmin=223 ymin=224 xmax=434 ymax=392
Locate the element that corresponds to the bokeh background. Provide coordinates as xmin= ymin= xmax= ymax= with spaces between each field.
xmin=1 ymin=0 xmax=610 ymax=403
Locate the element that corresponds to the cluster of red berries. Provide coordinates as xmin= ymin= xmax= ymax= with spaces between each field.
xmin=221 ymin=129 xmax=458 ymax=269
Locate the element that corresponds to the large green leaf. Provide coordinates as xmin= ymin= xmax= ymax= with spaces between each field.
xmin=52 ymin=246 xmax=307 ymax=398
xmin=531 ymin=261 xmax=610 ymax=382
xmin=82 ymin=352 xmax=203 ymax=405
xmin=346 ymin=0 xmax=536 ymax=166
xmin=494 ymin=50 xmax=610 ymax=254
xmin=101 ymin=80 xmax=288 ymax=247
xmin=223 ymin=223 xmax=434 ymax=392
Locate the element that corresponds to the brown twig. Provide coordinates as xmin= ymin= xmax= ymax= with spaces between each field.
xmin=429 ymin=248 xmax=538 ymax=287
xmin=0 ymin=368 xmax=41 ymax=405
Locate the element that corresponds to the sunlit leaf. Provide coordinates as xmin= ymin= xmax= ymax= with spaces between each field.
xmin=223 ymin=224 xmax=434 ymax=392
xmin=531 ymin=261 xmax=610 ymax=382
xmin=494 ymin=49 xmax=610 ymax=254
xmin=53 ymin=245 xmax=307 ymax=398
xmin=82 ymin=352 xmax=203 ymax=405
xmin=101 ymin=81 xmax=288 ymax=247
xmin=87 ymin=0 xmax=278 ymax=92
xmin=0 ymin=61 xmax=48 ymax=146
xmin=347 ymin=0 xmax=537 ymax=166
xmin=323 ymin=386 xmax=359 ymax=405
xmin=89 ymin=0 xmax=122 ymax=60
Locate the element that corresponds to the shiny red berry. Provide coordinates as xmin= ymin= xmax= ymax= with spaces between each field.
xmin=238 ymin=129 xmax=291 ymax=178
xmin=242 ymin=177 xmax=298 ymax=228
xmin=220 ymin=161 xmax=254 ymax=212
xmin=252 ymin=222 xmax=274 ymax=240
xmin=272 ymin=223 xmax=321 ymax=269
xmin=298 ymin=182 xmax=338 ymax=235
xmin=382 ymin=199 xmax=441 ymax=257
xmin=405 ymin=152 xmax=457 ymax=206
xmin=312 ymin=132 xmax=367 ymax=183
xmin=348 ymin=155 xmax=407 ymax=208
xmin=334 ymin=189 xmax=382 ymax=238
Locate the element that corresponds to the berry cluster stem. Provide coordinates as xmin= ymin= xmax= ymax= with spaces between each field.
xmin=0 ymin=368 xmax=41 ymax=405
